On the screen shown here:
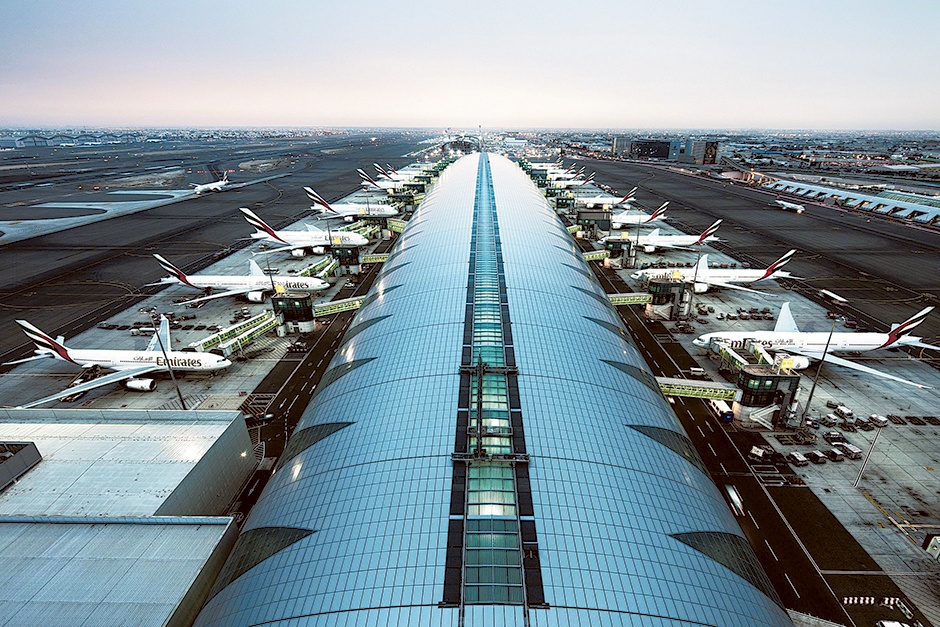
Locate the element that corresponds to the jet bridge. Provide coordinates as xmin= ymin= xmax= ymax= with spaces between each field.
xmin=655 ymin=377 xmax=742 ymax=402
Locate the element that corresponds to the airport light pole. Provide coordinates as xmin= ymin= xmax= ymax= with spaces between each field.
xmin=853 ymin=424 xmax=882 ymax=488
xmin=148 ymin=313 xmax=187 ymax=411
xmin=800 ymin=313 xmax=843 ymax=428
xmin=686 ymin=242 xmax=704 ymax=320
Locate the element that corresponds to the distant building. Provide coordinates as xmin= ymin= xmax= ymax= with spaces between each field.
xmin=679 ymin=140 xmax=720 ymax=165
xmin=611 ymin=135 xmax=631 ymax=154
xmin=630 ymin=140 xmax=682 ymax=161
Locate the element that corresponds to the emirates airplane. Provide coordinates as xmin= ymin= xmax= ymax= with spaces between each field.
xmin=240 ymin=208 xmax=368 ymax=257
xmin=5 ymin=316 xmax=231 ymax=408
xmin=610 ymin=203 xmax=669 ymax=229
xmin=603 ymin=220 xmax=721 ymax=253
xmin=692 ymin=303 xmax=938 ymax=388
xmin=574 ymin=186 xmax=638 ymax=208
xmin=304 ymin=187 xmax=398 ymax=221
xmin=190 ymin=172 xmax=230 ymax=194
xmin=631 ymin=249 xmax=798 ymax=294
xmin=148 ymin=254 xmax=328 ymax=304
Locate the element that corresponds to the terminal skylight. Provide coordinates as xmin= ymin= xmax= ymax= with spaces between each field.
xmin=443 ymin=154 xmax=545 ymax=612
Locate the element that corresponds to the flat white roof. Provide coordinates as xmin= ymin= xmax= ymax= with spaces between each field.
xmin=0 ymin=518 xmax=232 ymax=627
xmin=0 ymin=409 xmax=243 ymax=517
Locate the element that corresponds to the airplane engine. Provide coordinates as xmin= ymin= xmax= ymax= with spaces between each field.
xmin=786 ymin=356 xmax=811 ymax=370
xmin=311 ymin=246 xmax=326 ymax=255
xmin=343 ymin=216 xmax=355 ymax=223
xmin=611 ymin=223 xmax=623 ymax=230
xmin=291 ymin=248 xmax=307 ymax=258
xmin=693 ymin=283 xmax=710 ymax=294
xmin=124 ymin=378 xmax=157 ymax=392
xmin=247 ymin=291 xmax=266 ymax=303
xmin=643 ymin=245 xmax=657 ymax=253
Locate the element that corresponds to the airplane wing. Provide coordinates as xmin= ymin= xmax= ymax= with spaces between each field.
xmin=17 ymin=365 xmax=161 ymax=409
xmin=248 ymin=259 xmax=266 ymax=276
xmin=144 ymin=278 xmax=176 ymax=287
xmin=3 ymin=352 xmax=56 ymax=366
xmin=699 ymin=279 xmax=769 ymax=295
xmin=251 ymin=244 xmax=303 ymax=255
xmin=781 ymin=347 xmax=930 ymax=389
xmin=773 ymin=302 xmax=800 ymax=334
xmin=178 ymin=287 xmax=264 ymax=305
xmin=649 ymin=242 xmax=696 ymax=251
xmin=147 ymin=316 xmax=172 ymax=352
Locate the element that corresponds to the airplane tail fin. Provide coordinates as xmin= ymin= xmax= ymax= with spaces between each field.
xmin=239 ymin=207 xmax=287 ymax=244
xmin=373 ymin=163 xmax=392 ymax=180
xmin=385 ymin=163 xmax=398 ymax=175
xmin=696 ymin=219 xmax=722 ymax=244
xmin=152 ymin=254 xmax=199 ymax=289
xmin=891 ymin=306 xmax=934 ymax=337
xmin=758 ymin=249 xmax=797 ymax=281
xmin=358 ymin=168 xmax=380 ymax=188
xmin=620 ymin=186 xmax=638 ymax=203
xmin=582 ymin=172 xmax=595 ymax=185
xmin=646 ymin=202 xmax=669 ymax=223
xmin=647 ymin=228 xmax=660 ymax=238
xmin=13 ymin=320 xmax=75 ymax=364
xmin=773 ymin=302 xmax=800 ymax=334
xmin=221 ymin=172 xmax=228 ymax=183
xmin=304 ymin=187 xmax=336 ymax=213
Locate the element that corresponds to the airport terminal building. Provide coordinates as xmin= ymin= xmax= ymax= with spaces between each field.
xmin=196 ymin=154 xmax=792 ymax=625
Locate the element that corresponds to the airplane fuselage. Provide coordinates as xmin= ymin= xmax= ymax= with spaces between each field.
xmin=693 ymin=331 xmax=907 ymax=353
xmin=170 ymin=275 xmax=328 ymax=292
xmin=612 ymin=212 xmax=664 ymax=227
xmin=632 ymin=268 xmax=791 ymax=284
xmin=193 ymin=181 xmax=228 ymax=194
xmin=320 ymin=204 xmax=398 ymax=218
xmin=252 ymin=229 xmax=368 ymax=248
xmin=574 ymin=196 xmax=633 ymax=208
xmin=63 ymin=349 xmax=230 ymax=372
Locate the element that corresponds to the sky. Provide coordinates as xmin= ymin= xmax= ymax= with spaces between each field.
xmin=1 ymin=0 xmax=938 ymax=130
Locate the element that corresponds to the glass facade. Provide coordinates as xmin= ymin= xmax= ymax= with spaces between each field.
xmin=195 ymin=154 xmax=792 ymax=627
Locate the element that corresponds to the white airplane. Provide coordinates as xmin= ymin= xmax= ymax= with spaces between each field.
xmin=611 ymin=203 xmax=669 ymax=229
xmin=692 ymin=303 xmax=939 ymax=389
xmin=774 ymin=199 xmax=805 ymax=213
xmin=358 ymin=168 xmax=404 ymax=191
xmin=631 ymin=249 xmax=798 ymax=294
xmin=190 ymin=172 xmax=230 ymax=194
xmin=240 ymin=207 xmax=369 ymax=257
xmin=4 ymin=317 xmax=231 ymax=408
xmin=147 ymin=254 xmax=328 ymax=305
xmin=304 ymin=187 xmax=398 ymax=221
xmin=373 ymin=163 xmax=432 ymax=182
xmin=548 ymin=166 xmax=584 ymax=181
xmin=574 ymin=186 xmax=638 ymax=209
xmin=552 ymin=172 xmax=594 ymax=189
xmin=604 ymin=220 xmax=722 ymax=253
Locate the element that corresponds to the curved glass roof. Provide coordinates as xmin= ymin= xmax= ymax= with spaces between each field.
xmin=195 ymin=154 xmax=792 ymax=626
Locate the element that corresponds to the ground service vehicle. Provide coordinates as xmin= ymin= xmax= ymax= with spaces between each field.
xmin=708 ymin=399 xmax=735 ymax=423
xmin=786 ymin=452 xmax=809 ymax=467
xmin=825 ymin=449 xmax=845 ymax=462
xmin=834 ymin=442 xmax=863 ymax=460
